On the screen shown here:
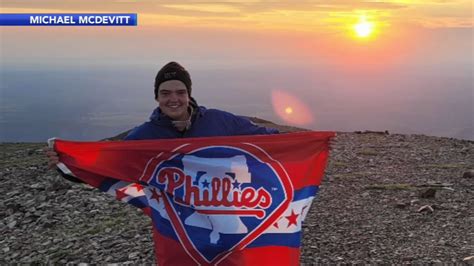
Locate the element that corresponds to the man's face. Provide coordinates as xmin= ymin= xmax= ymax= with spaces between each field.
xmin=156 ymin=80 xmax=190 ymax=121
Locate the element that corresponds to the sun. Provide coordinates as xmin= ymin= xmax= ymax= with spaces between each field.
xmin=354 ymin=17 xmax=374 ymax=38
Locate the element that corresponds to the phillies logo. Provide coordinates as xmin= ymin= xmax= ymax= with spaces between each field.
xmin=140 ymin=143 xmax=293 ymax=265
xmin=156 ymin=166 xmax=272 ymax=219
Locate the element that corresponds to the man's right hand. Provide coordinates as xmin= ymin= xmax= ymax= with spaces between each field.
xmin=44 ymin=147 xmax=59 ymax=169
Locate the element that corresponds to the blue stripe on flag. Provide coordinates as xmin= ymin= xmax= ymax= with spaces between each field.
xmin=248 ymin=232 xmax=302 ymax=248
xmin=128 ymin=196 xmax=149 ymax=209
xmin=293 ymin=186 xmax=319 ymax=201
xmin=154 ymin=221 xmax=303 ymax=249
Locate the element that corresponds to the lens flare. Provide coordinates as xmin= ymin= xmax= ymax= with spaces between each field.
xmin=271 ymin=90 xmax=313 ymax=126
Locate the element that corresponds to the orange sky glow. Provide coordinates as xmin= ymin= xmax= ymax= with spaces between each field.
xmin=2 ymin=1 xmax=471 ymax=74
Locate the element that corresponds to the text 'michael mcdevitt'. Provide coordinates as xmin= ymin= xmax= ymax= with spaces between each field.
xmin=29 ymin=15 xmax=132 ymax=25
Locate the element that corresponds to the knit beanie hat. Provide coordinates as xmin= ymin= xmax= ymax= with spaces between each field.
xmin=154 ymin=62 xmax=192 ymax=99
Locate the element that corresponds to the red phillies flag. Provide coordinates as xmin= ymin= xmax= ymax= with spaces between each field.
xmin=52 ymin=131 xmax=335 ymax=265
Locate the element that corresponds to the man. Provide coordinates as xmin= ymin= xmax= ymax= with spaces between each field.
xmin=46 ymin=61 xmax=277 ymax=166
xmin=125 ymin=61 xmax=278 ymax=140
xmin=46 ymin=62 xmax=334 ymax=265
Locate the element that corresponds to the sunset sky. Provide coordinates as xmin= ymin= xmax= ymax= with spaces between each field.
xmin=0 ymin=1 xmax=473 ymax=141
xmin=2 ymin=0 xmax=472 ymax=64
xmin=2 ymin=0 xmax=472 ymax=29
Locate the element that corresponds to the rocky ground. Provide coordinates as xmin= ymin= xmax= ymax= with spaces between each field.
xmin=1 ymin=123 xmax=473 ymax=264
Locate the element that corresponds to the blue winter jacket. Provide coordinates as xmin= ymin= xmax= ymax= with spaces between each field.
xmin=125 ymin=106 xmax=278 ymax=140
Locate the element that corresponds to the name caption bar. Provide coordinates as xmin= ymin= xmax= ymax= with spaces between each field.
xmin=0 ymin=13 xmax=137 ymax=26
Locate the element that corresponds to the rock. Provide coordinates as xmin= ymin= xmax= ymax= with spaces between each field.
xmin=417 ymin=205 xmax=434 ymax=213
xmin=128 ymin=252 xmax=139 ymax=259
xmin=410 ymin=199 xmax=420 ymax=205
xmin=29 ymin=183 xmax=43 ymax=189
xmin=7 ymin=221 xmax=17 ymax=229
xmin=354 ymin=130 xmax=389 ymax=135
xmin=463 ymin=256 xmax=474 ymax=262
xmin=462 ymin=170 xmax=474 ymax=178
xmin=395 ymin=202 xmax=408 ymax=208
xmin=47 ymin=179 xmax=72 ymax=191
xmin=420 ymin=188 xmax=437 ymax=198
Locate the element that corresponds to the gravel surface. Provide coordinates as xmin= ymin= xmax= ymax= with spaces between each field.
xmin=1 ymin=130 xmax=473 ymax=264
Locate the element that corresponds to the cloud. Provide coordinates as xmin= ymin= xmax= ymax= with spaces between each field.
xmin=0 ymin=0 xmax=409 ymax=14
